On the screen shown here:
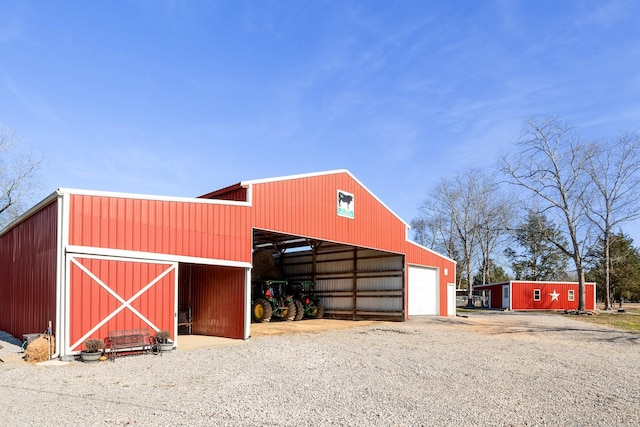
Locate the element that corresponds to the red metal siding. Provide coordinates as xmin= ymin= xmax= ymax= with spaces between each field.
xmin=250 ymin=172 xmax=457 ymax=317
xmin=200 ymin=183 xmax=248 ymax=202
xmin=405 ymin=243 xmax=457 ymax=316
xmin=512 ymin=281 xmax=596 ymax=311
xmin=486 ymin=284 xmax=505 ymax=308
xmin=0 ymin=200 xmax=58 ymax=339
xmin=68 ymin=256 xmax=175 ymax=352
xmin=184 ymin=264 xmax=245 ymax=339
xmin=68 ymin=195 xmax=252 ymax=263
xmin=251 ymin=173 xmax=409 ymax=252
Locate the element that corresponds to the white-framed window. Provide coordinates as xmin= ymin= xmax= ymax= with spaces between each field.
xmin=533 ymin=289 xmax=541 ymax=301
xmin=568 ymin=290 xmax=575 ymax=301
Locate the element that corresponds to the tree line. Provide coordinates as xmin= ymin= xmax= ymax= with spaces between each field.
xmin=412 ymin=117 xmax=640 ymax=311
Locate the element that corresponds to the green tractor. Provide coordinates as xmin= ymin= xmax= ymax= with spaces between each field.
xmin=288 ymin=281 xmax=325 ymax=320
xmin=252 ymin=280 xmax=297 ymax=323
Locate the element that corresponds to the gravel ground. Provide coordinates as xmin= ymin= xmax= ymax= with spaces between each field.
xmin=1 ymin=311 xmax=639 ymax=426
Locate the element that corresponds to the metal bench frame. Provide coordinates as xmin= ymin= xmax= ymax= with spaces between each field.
xmin=106 ymin=328 xmax=154 ymax=361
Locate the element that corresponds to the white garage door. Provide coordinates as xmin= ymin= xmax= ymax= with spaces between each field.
xmin=408 ymin=266 xmax=438 ymax=315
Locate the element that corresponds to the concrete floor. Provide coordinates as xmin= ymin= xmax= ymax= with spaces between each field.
xmin=176 ymin=318 xmax=378 ymax=350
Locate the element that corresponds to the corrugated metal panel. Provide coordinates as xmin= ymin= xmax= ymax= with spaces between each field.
xmin=67 ymin=256 xmax=176 ymax=353
xmin=69 ymin=194 xmax=251 ymax=263
xmin=184 ymin=264 xmax=245 ymax=339
xmin=279 ymin=246 xmax=404 ymax=320
xmin=250 ymin=173 xmax=409 ymax=253
xmin=511 ymin=281 xmax=596 ymax=311
xmin=405 ymin=243 xmax=456 ymax=317
xmin=249 ymin=171 xmax=456 ymax=318
xmin=474 ymin=284 xmax=504 ymax=308
xmin=0 ymin=200 xmax=58 ymax=339
xmin=199 ymin=183 xmax=248 ymax=201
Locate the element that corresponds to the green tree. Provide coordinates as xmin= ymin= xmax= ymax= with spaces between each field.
xmin=586 ymin=233 xmax=640 ymax=305
xmin=473 ymin=259 xmax=510 ymax=286
xmin=504 ymin=211 xmax=570 ymax=281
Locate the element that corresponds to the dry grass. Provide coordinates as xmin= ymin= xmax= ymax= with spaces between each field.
xmin=23 ymin=336 xmax=55 ymax=363
xmin=458 ymin=303 xmax=640 ymax=334
xmin=569 ymin=303 xmax=640 ymax=333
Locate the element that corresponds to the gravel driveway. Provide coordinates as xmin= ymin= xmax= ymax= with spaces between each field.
xmin=1 ymin=311 xmax=639 ymax=426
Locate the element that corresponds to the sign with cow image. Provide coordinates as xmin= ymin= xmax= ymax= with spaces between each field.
xmin=337 ymin=190 xmax=354 ymax=219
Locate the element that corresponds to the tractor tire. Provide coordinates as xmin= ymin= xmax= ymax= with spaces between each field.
xmin=311 ymin=300 xmax=325 ymax=319
xmin=252 ymin=298 xmax=272 ymax=323
xmin=294 ymin=299 xmax=304 ymax=321
xmin=283 ymin=300 xmax=297 ymax=321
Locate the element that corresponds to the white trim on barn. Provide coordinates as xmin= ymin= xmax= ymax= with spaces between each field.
xmin=408 ymin=265 xmax=439 ymax=315
xmin=64 ymin=253 xmax=179 ymax=355
xmin=66 ymin=245 xmax=252 ymax=269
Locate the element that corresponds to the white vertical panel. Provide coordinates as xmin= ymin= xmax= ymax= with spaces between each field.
xmin=447 ymin=283 xmax=456 ymax=316
xmin=408 ymin=266 xmax=438 ymax=315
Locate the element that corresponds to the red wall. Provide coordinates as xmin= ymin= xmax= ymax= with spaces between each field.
xmin=248 ymin=172 xmax=457 ymax=317
xmin=68 ymin=257 xmax=176 ymax=352
xmin=474 ymin=283 xmax=505 ymax=309
xmin=476 ymin=281 xmax=596 ymax=311
xmin=0 ymin=201 xmax=58 ymax=339
xmin=250 ymin=173 xmax=409 ymax=252
xmin=405 ymin=242 xmax=457 ymax=316
xmin=511 ymin=281 xmax=595 ymax=311
xmin=184 ymin=264 xmax=245 ymax=339
xmin=68 ymin=195 xmax=252 ymax=263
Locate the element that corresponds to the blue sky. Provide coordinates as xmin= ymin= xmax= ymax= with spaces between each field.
xmin=1 ymin=1 xmax=639 ymax=242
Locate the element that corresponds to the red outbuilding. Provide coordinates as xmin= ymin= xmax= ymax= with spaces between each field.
xmin=473 ymin=280 xmax=597 ymax=311
xmin=0 ymin=170 xmax=456 ymax=358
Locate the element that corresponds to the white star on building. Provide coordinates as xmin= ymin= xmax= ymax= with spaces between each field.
xmin=550 ymin=290 xmax=560 ymax=301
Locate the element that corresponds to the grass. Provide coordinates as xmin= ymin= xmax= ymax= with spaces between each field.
xmin=568 ymin=304 xmax=640 ymax=333
xmin=456 ymin=304 xmax=640 ymax=333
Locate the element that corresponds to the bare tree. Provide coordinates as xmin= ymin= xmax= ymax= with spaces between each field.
xmin=500 ymin=117 xmax=594 ymax=312
xmin=416 ymin=168 xmax=509 ymax=303
xmin=412 ymin=211 xmax=463 ymax=287
xmin=475 ymin=187 xmax=514 ymax=285
xmin=584 ymin=133 xmax=640 ymax=310
xmin=0 ymin=128 xmax=43 ymax=228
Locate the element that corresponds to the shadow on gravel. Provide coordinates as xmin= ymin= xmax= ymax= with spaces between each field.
xmin=482 ymin=325 xmax=640 ymax=342
xmin=411 ymin=312 xmax=640 ymax=345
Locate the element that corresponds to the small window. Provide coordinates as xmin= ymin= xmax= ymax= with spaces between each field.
xmin=533 ymin=289 xmax=541 ymax=301
xmin=568 ymin=290 xmax=575 ymax=301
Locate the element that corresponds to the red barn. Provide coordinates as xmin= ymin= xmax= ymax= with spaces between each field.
xmin=0 ymin=170 xmax=456 ymax=359
xmin=474 ymin=280 xmax=597 ymax=311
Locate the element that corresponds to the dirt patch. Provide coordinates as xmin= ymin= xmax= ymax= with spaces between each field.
xmin=250 ymin=318 xmax=379 ymax=337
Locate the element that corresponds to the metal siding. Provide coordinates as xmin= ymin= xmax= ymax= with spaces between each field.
xmin=280 ymin=247 xmax=404 ymax=319
xmin=249 ymin=170 xmax=459 ymax=320
xmin=0 ymin=201 xmax=58 ymax=340
xmin=405 ymin=243 xmax=456 ymax=317
xmin=511 ymin=281 xmax=596 ymax=311
xmin=251 ymin=174 xmax=407 ymax=253
xmin=68 ymin=194 xmax=251 ymax=263
xmin=67 ymin=256 xmax=176 ymax=352
xmin=186 ymin=264 xmax=245 ymax=339
xmin=471 ymin=284 xmax=503 ymax=308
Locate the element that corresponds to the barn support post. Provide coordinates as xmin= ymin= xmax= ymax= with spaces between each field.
xmin=401 ymin=255 xmax=406 ymax=319
xmin=352 ymin=247 xmax=358 ymax=320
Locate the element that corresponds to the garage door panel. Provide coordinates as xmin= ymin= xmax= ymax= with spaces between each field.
xmin=408 ymin=266 xmax=438 ymax=315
